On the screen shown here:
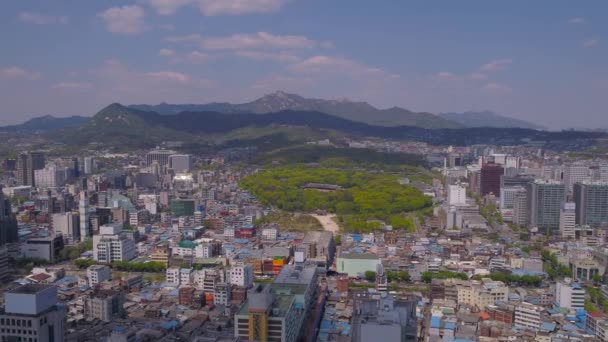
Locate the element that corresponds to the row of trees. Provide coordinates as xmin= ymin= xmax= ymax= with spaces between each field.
xmin=472 ymin=272 xmax=542 ymax=286
xmin=541 ymin=250 xmax=572 ymax=280
xmin=421 ymin=271 xmax=468 ymax=283
xmin=110 ymin=261 xmax=166 ymax=273
xmin=363 ymin=270 xmax=411 ymax=283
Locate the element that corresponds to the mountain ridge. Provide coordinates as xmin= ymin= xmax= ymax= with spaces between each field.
xmin=440 ymin=110 xmax=543 ymax=129
xmin=56 ymin=103 xmax=606 ymax=150
xmin=129 ymin=91 xmax=463 ymax=129
xmin=0 ymin=115 xmax=89 ymax=132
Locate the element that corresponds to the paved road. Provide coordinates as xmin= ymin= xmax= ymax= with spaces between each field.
xmin=312 ymin=214 xmax=340 ymax=233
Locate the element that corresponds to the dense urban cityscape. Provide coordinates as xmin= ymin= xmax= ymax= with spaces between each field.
xmin=1 ymin=136 xmax=608 ymax=341
xmin=2 ymin=1 xmax=607 ymax=342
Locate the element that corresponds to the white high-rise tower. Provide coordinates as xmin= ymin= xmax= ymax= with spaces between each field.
xmin=79 ymin=191 xmax=90 ymax=242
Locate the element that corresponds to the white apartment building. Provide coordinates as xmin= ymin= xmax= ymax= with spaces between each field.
xmin=34 ymin=166 xmax=67 ymax=189
xmin=564 ymin=164 xmax=590 ymax=193
xmin=457 ymin=280 xmax=509 ymax=310
xmin=555 ymin=279 xmax=585 ymax=309
xmin=180 ymin=268 xmax=193 ymax=285
xmin=560 ymin=202 xmax=576 ymax=239
xmin=87 ymin=265 xmax=112 ymax=287
xmin=261 ymin=227 xmax=279 ymax=240
xmin=447 ymin=184 xmax=467 ymax=206
xmin=92 ymin=224 xmax=136 ymax=264
xmin=229 ymin=264 xmax=253 ymax=288
xmin=213 ymin=282 xmax=231 ymax=306
xmin=52 ymin=212 xmax=80 ymax=245
xmin=224 ymin=227 xmax=235 ymax=239
xmin=195 ymin=243 xmax=213 ymax=258
xmin=514 ymin=302 xmax=542 ymax=329
xmin=166 ymin=267 xmax=180 ymax=285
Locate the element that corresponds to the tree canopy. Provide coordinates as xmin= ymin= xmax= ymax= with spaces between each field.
xmin=240 ymin=166 xmax=432 ymax=232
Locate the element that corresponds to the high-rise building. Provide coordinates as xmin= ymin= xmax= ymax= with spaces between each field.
xmin=168 ymin=154 xmax=193 ymax=172
xmin=16 ymin=152 xmax=45 ymax=186
xmin=573 ymin=181 xmax=608 ymax=227
xmin=79 ymin=192 xmax=90 ymax=242
xmin=34 ymin=165 xmax=68 ymax=189
xmin=85 ymin=290 xmax=124 ymax=322
xmin=447 ymin=184 xmax=467 ymax=206
xmin=87 ymin=265 xmax=112 ymax=287
xmin=83 ymin=156 xmax=95 ymax=174
xmin=564 ymin=164 xmax=590 ymax=193
xmin=0 ymin=188 xmax=18 ymax=247
xmin=235 ymin=262 xmax=319 ymax=342
xmin=559 ymin=202 xmax=576 ymax=239
xmin=480 ymin=163 xmax=504 ymax=196
xmin=352 ymin=291 xmax=417 ymax=342
xmin=92 ymin=224 xmax=136 ymax=263
xmin=514 ymin=302 xmax=542 ymax=330
xmin=555 ymin=279 xmax=585 ymax=310
xmin=0 ymin=284 xmax=66 ymax=342
xmin=500 ymin=174 xmax=534 ymax=189
xmin=512 ymin=188 xmax=529 ymax=227
xmin=145 ymin=149 xmax=175 ymax=166
xmin=528 ymin=180 xmax=565 ymax=234
xmin=229 ymin=263 xmax=254 ymax=288
xmin=0 ymin=247 xmax=9 ymax=283
xmin=500 ymin=186 xmax=526 ymax=210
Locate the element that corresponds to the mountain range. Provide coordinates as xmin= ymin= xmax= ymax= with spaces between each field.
xmin=0 ymin=92 xmax=599 ymax=150
xmin=440 ymin=111 xmax=542 ymax=130
xmin=0 ymin=115 xmax=89 ymax=132
xmin=130 ymin=91 xmax=462 ymax=129
xmin=51 ymin=103 xmax=604 ymax=150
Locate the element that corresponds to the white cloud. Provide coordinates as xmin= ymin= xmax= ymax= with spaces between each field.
xmin=202 ymin=32 xmax=317 ymax=50
xmin=469 ymin=72 xmax=487 ymax=80
xmin=288 ymin=56 xmax=395 ymax=78
xmin=252 ymin=73 xmax=315 ymax=90
xmin=583 ymin=38 xmax=599 ymax=48
xmin=144 ymin=71 xmax=192 ymax=83
xmin=235 ymin=50 xmax=300 ymax=63
xmin=568 ymin=17 xmax=585 ymax=24
xmin=170 ymin=51 xmax=214 ymax=64
xmin=479 ymin=59 xmax=512 ymax=72
xmin=159 ymin=48 xmax=175 ymax=56
xmin=0 ymin=66 xmax=41 ymax=80
xmin=92 ymin=59 xmax=214 ymax=103
xmin=166 ymin=34 xmax=203 ymax=43
xmin=145 ymin=0 xmax=288 ymax=16
xmin=198 ymin=0 xmax=287 ymax=16
xmin=51 ymin=82 xmax=94 ymax=91
xmin=482 ymin=82 xmax=512 ymax=93
xmin=166 ymin=32 xmax=322 ymax=51
xmin=18 ymin=12 xmax=68 ymax=25
xmin=98 ymin=5 xmax=148 ymax=35
xmin=432 ymin=72 xmax=456 ymax=80
xmin=145 ymin=0 xmax=194 ymax=15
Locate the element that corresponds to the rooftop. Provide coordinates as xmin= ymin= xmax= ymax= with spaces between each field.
xmin=338 ymin=253 xmax=380 ymax=260
xmin=273 ymin=262 xmax=318 ymax=286
xmin=9 ymin=283 xmax=55 ymax=295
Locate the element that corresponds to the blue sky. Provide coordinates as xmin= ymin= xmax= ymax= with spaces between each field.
xmin=0 ymin=1 xmax=606 ymax=129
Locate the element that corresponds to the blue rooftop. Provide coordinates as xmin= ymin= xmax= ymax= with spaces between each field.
xmin=540 ymin=322 xmax=556 ymax=332
xmin=444 ymin=322 xmax=456 ymax=330
xmin=430 ymin=316 xmax=441 ymax=329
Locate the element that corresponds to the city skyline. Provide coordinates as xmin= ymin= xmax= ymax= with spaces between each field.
xmin=0 ymin=1 xmax=606 ymax=129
